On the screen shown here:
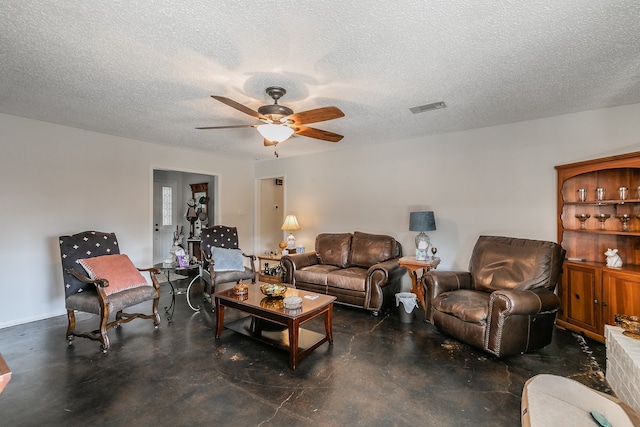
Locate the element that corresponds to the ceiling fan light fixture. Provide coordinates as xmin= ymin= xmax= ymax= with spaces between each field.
xmin=257 ymin=124 xmax=294 ymax=143
xmin=199 ymin=87 xmax=345 ymax=146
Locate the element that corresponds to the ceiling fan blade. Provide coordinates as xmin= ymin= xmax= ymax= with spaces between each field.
xmin=287 ymin=106 xmax=344 ymax=125
xmin=195 ymin=124 xmax=257 ymax=130
xmin=293 ymin=126 xmax=343 ymax=142
xmin=211 ymin=96 xmax=266 ymax=120
xmin=263 ymin=138 xmax=278 ymax=146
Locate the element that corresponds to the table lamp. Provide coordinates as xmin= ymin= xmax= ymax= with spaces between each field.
xmin=409 ymin=211 xmax=436 ymax=261
xmin=281 ymin=215 xmax=301 ymax=253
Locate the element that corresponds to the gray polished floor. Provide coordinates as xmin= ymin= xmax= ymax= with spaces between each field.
xmin=0 ymin=279 xmax=609 ymax=426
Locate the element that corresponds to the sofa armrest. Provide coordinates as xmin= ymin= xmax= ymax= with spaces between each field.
xmin=365 ymin=258 xmax=406 ymax=313
xmin=242 ymin=253 xmax=257 ymax=275
xmin=65 ymin=267 xmax=109 ymax=289
xmin=423 ymin=271 xmax=472 ymax=296
xmin=281 ymin=252 xmax=320 ymax=284
xmin=422 ymin=271 xmax=472 ymax=323
xmin=486 ymin=288 xmax=560 ymax=356
xmin=137 ymin=266 xmax=162 ymax=290
xmin=64 ymin=267 xmax=110 ymax=300
xmin=367 ymin=258 xmax=405 ymax=287
xmin=489 ymin=288 xmax=560 ymax=316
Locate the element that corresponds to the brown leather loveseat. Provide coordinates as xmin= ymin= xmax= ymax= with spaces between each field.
xmin=423 ymin=235 xmax=565 ymax=357
xmin=282 ymin=232 xmax=405 ymax=315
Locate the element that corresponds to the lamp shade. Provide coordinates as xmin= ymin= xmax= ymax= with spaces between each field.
xmin=409 ymin=211 xmax=436 ymax=232
xmin=281 ymin=215 xmax=301 ymax=231
xmin=257 ymin=124 xmax=294 ymax=143
xmin=185 ymin=206 xmax=197 ymax=220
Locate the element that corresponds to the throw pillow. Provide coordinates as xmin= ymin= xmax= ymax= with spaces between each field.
xmin=211 ymin=247 xmax=244 ymax=272
xmin=78 ymin=254 xmax=149 ymax=296
xmin=349 ymin=231 xmax=395 ymax=268
xmin=316 ymin=233 xmax=352 ymax=268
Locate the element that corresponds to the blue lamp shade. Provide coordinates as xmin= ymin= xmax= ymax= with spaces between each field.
xmin=409 ymin=211 xmax=436 ymax=260
xmin=409 ymin=211 xmax=436 ymax=232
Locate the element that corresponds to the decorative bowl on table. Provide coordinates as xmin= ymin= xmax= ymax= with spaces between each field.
xmin=260 ymin=283 xmax=287 ymax=298
xmin=283 ymin=296 xmax=303 ymax=310
xmin=233 ymin=282 xmax=248 ymax=296
xmin=615 ymin=314 xmax=640 ymax=339
xmin=260 ymin=297 xmax=284 ymax=310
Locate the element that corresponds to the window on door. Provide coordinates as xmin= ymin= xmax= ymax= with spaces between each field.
xmin=162 ymin=186 xmax=173 ymax=226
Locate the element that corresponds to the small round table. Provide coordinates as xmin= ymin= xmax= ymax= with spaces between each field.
xmin=154 ymin=262 xmax=200 ymax=322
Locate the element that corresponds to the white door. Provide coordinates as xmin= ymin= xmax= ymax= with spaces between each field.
xmin=153 ymin=180 xmax=178 ymax=264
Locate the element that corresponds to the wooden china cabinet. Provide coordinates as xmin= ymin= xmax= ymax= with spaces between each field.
xmin=556 ymin=151 xmax=640 ymax=343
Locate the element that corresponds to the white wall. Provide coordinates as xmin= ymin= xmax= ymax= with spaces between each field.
xmin=255 ymin=103 xmax=640 ymax=290
xmin=0 ymin=114 xmax=254 ymax=327
xmin=3 ymin=103 xmax=639 ymax=327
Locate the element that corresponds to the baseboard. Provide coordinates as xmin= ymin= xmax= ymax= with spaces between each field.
xmin=0 ymin=309 xmax=68 ymax=329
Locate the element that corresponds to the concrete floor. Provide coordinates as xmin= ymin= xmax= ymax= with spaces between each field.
xmin=0 ymin=279 xmax=609 ymax=426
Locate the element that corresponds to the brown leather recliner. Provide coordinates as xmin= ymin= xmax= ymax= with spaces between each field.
xmin=423 ymin=236 xmax=565 ymax=357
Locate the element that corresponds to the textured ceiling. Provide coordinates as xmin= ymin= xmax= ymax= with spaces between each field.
xmin=1 ymin=1 xmax=639 ymax=160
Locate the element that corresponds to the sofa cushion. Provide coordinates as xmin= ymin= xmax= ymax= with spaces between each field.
xmin=327 ymin=267 xmax=368 ymax=292
xmin=470 ymin=236 xmax=561 ymax=293
xmin=349 ymin=231 xmax=396 ymax=268
xmin=65 ymin=285 xmax=158 ymax=314
xmin=316 ymin=233 xmax=352 ymax=268
xmin=433 ymin=290 xmax=490 ymax=325
xmin=295 ymin=264 xmax=341 ymax=285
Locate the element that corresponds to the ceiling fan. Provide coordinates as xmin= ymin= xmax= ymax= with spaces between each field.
xmin=196 ymin=87 xmax=345 ymax=150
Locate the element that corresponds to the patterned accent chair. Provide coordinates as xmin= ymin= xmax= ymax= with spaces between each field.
xmin=59 ymin=231 xmax=161 ymax=352
xmin=200 ymin=225 xmax=256 ymax=302
xmin=423 ymin=235 xmax=565 ymax=357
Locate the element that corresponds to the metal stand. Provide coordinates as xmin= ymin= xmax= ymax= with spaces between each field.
xmin=185 ymin=265 xmax=213 ymax=312
xmin=185 ymin=273 xmax=202 ymax=312
xmin=154 ymin=262 xmax=200 ymax=322
xmin=162 ymin=270 xmax=177 ymax=323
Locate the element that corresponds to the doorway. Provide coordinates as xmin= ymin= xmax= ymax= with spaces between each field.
xmin=153 ymin=179 xmax=178 ymax=263
xmin=257 ymin=176 xmax=284 ymax=255
xmin=153 ymin=170 xmax=216 ymax=264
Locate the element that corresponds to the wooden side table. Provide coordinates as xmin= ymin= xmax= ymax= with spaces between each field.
xmin=257 ymin=255 xmax=283 ymax=283
xmin=398 ymin=256 xmax=441 ymax=310
xmin=258 ymin=273 xmax=283 ymax=284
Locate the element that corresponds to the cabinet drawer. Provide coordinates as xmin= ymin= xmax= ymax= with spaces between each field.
xmin=259 ymin=273 xmax=283 ymax=284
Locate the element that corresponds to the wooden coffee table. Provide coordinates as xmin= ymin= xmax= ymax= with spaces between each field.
xmin=214 ymin=283 xmax=336 ymax=370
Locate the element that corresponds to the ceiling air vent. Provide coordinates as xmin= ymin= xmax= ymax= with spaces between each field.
xmin=409 ymin=101 xmax=447 ymax=114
